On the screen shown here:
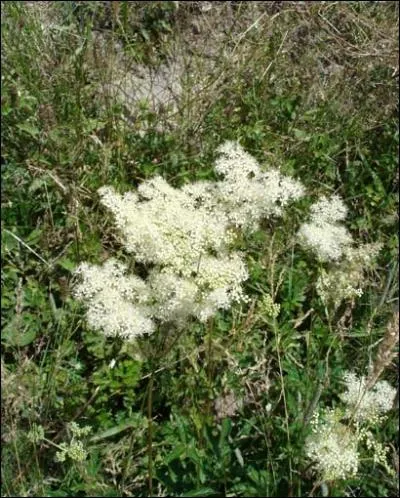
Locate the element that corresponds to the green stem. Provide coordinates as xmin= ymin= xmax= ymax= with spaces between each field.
xmin=207 ymin=322 xmax=213 ymax=380
xmin=147 ymin=371 xmax=154 ymax=497
xmin=42 ymin=437 xmax=67 ymax=451
xmin=206 ymin=318 xmax=214 ymax=418
xmin=272 ymin=316 xmax=293 ymax=490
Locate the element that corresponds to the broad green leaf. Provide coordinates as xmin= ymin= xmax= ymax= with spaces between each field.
xmin=2 ymin=316 xmax=37 ymax=347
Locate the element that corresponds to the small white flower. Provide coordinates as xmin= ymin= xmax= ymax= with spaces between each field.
xmin=298 ymin=195 xmax=353 ymax=261
xmin=340 ymin=372 xmax=396 ymax=423
xmin=215 ymin=141 xmax=304 ymax=229
xmin=299 ymin=221 xmax=353 ymax=261
xmin=315 ymin=242 xmax=381 ymax=308
xmin=306 ymin=409 xmax=359 ymax=480
xmin=310 ymin=195 xmax=348 ymax=224
xmin=73 ymin=259 xmax=155 ymax=340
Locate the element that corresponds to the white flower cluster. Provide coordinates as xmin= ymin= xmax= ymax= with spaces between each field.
xmin=73 ymin=259 xmax=154 ymax=340
xmin=298 ymin=194 xmax=381 ymax=307
xmin=342 ymin=242 xmax=383 ymax=269
xmin=340 ymin=371 xmax=397 ymax=423
xmin=298 ymin=195 xmax=353 ymax=261
xmin=306 ymin=409 xmax=359 ymax=481
xmin=74 ymin=142 xmax=304 ymax=340
xmin=306 ymin=372 xmax=396 ymax=481
xmin=27 ymin=423 xmax=45 ymax=444
xmin=55 ymin=440 xmax=87 ymax=463
xmin=316 ymin=269 xmax=363 ymax=307
xmin=98 ymin=177 xmax=233 ymax=272
xmin=316 ymin=243 xmax=382 ymax=308
xmin=214 ymin=141 xmax=305 ymax=229
xmin=363 ymin=430 xmax=395 ymax=477
xmin=259 ymin=293 xmax=281 ymax=319
xmin=54 ymin=423 xmax=92 ymax=463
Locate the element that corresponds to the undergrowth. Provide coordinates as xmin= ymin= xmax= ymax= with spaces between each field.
xmin=1 ymin=2 xmax=398 ymax=497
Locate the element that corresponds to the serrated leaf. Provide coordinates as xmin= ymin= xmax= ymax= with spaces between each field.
xmin=26 ymin=228 xmax=42 ymax=245
xmin=2 ymin=316 xmax=37 ymax=347
xmin=164 ymin=444 xmax=186 ymax=464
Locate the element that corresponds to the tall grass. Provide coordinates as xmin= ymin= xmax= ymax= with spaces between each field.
xmin=1 ymin=2 xmax=398 ymax=496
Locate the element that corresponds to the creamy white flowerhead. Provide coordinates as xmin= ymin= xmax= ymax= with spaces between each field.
xmin=306 ymin=409 xmax=359 ymax=481
xmin=309 ymin=195 xmax=348 ymax=224
xmin=73 ymin=259 xmax=154 ymax=340
xmin=340 ymin=372 xmax=397 ymax=423
xmin=74 ymin=142 xmax=305 ymax=339
xmin=99 ymin=177 xmax=232 ymax=272
xmin=316 ymin=243 xmax=382 ymax=308
xmin=306 ymin=373 xmax=396 ymax=481
xmin=214 ymin=141 xmax=305 ymax=229
xmin=298 ymin=195 xmax=353 ymax=261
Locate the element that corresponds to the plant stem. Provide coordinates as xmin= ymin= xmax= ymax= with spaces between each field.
xmin=272 ymin=316 xmax=293 ymax=490
xmin=147 ymin=371 xmax=154 ymax=497
xmin=206 ymin=318 xmax=214 ymax=418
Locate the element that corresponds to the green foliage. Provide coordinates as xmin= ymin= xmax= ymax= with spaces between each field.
xmin=1 ymin=1 xmax=398 ymax=497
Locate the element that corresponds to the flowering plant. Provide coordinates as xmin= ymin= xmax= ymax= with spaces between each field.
xmin=73 ymin=142 xmax=304 ymax=340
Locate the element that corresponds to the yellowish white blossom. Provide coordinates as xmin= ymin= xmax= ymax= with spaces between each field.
xmin=55 ymin=440 xmax=87 ymax=463
xmin=309 ymin=195 xmax=348 ymax=224
xmin=27 ymin=424 xmax=45 ymax=444
xmin=340 ymin=372 xmax=397 ymax=423
xmin=148 ymin=269 xmax=199 ymax=324
xmin=342 ymin=242 xmax=382 ymax=267
xmin=306 ymin=409 xmax=359 ymax=481
xmin=73 ymin=259 xmax=155 ymax=340
xmin=75 ymin=141 xmax=304 ymax=339
xmin=306 ymin=374 xmax=397 ymax=481
xmin=362 ymin=430 xmax=395 ymax=477
xmin=69 ymin=422 xmax=91 ymax=438
xmin=316 ymin=243 xmax=382 ymax=308
xmin=99 ymin=178 xmax=232 ymax=272
xmin=316 ymin=268 xmax=363 ymax=308
xmin=298 ymin=195 xmax=353 ymax=261
xmin=54 ymin=423 xmax=92 ymax=463
xmin=215 ymin=141 xmax=305 ymax=229
xmin=259 ymin=293 xmax=281 ymax=318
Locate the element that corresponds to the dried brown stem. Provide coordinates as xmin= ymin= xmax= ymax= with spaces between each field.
xmin=366 ymin=312 xmax=399 ymax=391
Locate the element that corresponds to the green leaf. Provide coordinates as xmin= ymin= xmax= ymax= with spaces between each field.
xmin=181 ymin=488 xmax=216 ymax=497
xmin=83 ymin=118 xmax=105 ymax=133
xmin=164 ymin=444 xmax=186 ymax=464
xmin=293 ymin=128 xmax=311 ymax=142
xmin=58 ymin=258 xmax=76 ymax=272
xmin=16 ymin=123 xmax=40 ymax=138
xmin=26 ymin=228 xmax=42 ymax=245
xmin=2 ymin=316 xmax=37 ymax=347
xmin=219 ymin=418 xmax=232 ymax=449
xmin=90 ymin=418 xmax=138 ymax=442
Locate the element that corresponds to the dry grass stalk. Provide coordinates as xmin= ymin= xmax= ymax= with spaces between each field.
xmin=366 ymin=311 xmax=399 ymax=391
